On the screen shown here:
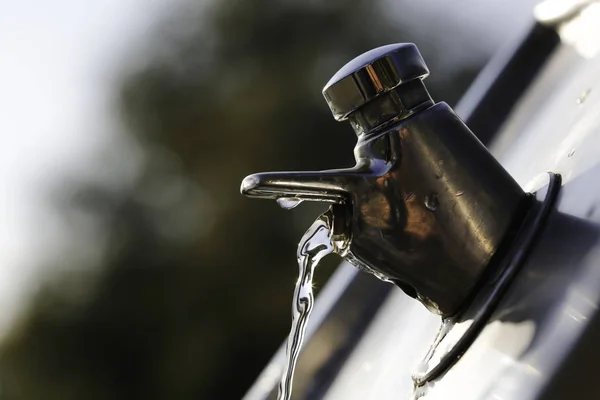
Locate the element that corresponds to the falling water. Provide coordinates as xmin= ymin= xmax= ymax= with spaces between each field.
xmin=277 ymin=208 xmax=346 ymax=400
xmin=411 ymin=318 xmax=454 ymax=399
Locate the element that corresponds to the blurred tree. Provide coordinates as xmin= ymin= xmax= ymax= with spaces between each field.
xmin=0 ymin=0 xmax=481 ymax=399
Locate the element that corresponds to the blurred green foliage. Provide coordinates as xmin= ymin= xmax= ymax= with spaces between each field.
xmin=0 ymin=0 xmax=481 ymax=398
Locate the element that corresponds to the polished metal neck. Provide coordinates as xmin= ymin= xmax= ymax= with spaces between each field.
xmin=348 ymin=79 xmax=434 ymax=136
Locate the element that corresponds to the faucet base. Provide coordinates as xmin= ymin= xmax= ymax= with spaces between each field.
xmin=413 ymin=172 xmax=561 ymax=387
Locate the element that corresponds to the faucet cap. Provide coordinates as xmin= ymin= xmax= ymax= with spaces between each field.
xmin=322 ymin=43 xmax=429 ymax=121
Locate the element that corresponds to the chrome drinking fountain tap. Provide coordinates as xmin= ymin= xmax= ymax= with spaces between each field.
xmin=241 ymin=43 xmax=529 ymax=317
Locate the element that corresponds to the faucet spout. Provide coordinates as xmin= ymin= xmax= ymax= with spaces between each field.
xmin=240 ymin=169 xmax=358 ymax=203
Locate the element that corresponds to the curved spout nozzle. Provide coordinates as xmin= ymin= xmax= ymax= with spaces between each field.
xmin=240 ymin=170 xmax=355 ymax=203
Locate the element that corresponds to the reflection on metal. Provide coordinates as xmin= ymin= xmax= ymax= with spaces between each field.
xmin=241 ymin=44 xmax=528 ymax=317
xmin=559 ymin=3 xmax=600 ymax=59
xmin=534 ymin=0 xmax=594 ymax=26
xmin=455 ymin=22 xmax=560 ymax=145
xmin=413 ymin=173 xmax=562 ymax=387
xmin=535 ymin=0 xmax=600 ymax=59
xmin=321 ymin=44 xmax=430 ymax=122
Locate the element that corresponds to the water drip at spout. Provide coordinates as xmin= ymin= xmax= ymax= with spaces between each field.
xmin=424 ymin=193 xmax=439 ymax=211
xmin=278 ymin=208 xmax=348 ymax=400
xmin=276 ymin=197 xmax=304 ymax=210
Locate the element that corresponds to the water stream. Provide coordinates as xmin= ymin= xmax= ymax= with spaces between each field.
xmin=277 ymin=208 xmax=345 ymax=400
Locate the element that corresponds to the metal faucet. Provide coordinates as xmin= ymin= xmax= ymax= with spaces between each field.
xmin=241 ymin=44 xmax=529 ymax=317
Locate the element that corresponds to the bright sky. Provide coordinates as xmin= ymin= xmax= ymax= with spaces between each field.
xmin=0 ymin=0 xmax=539 ymax=332
xmin=0 ymin=0 xmax=177 ymax=331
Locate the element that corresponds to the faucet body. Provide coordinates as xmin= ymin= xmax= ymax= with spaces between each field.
xmin=340 ymin=102 xmax=526 ymax=314
xmin=241 ymin=44 xmax=528 ymax=316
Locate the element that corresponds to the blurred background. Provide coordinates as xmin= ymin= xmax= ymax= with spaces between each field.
xmin=0 ymin=0 xmax=538 ymax=398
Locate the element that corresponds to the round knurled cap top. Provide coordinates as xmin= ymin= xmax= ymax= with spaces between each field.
xmin=322 ymin=43 xmax=429 ymax=121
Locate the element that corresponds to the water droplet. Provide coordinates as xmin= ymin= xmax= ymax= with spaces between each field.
xmin=276 ymin=197 xmax=303 ymax=210
xmin=424 ymin=193 xmax=438 ymax=211
xmin=241 ymin=175 xmax=259 ymax=192
xmin=568 ymin=149 xmax=576 ymax=158
xmin=577 ymin=89 xmax=591 ymax=105
xmin=434 ymin=161 xmax=444 ymax=179
xmin=456 ymin=190 xmax=464 ymax=197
